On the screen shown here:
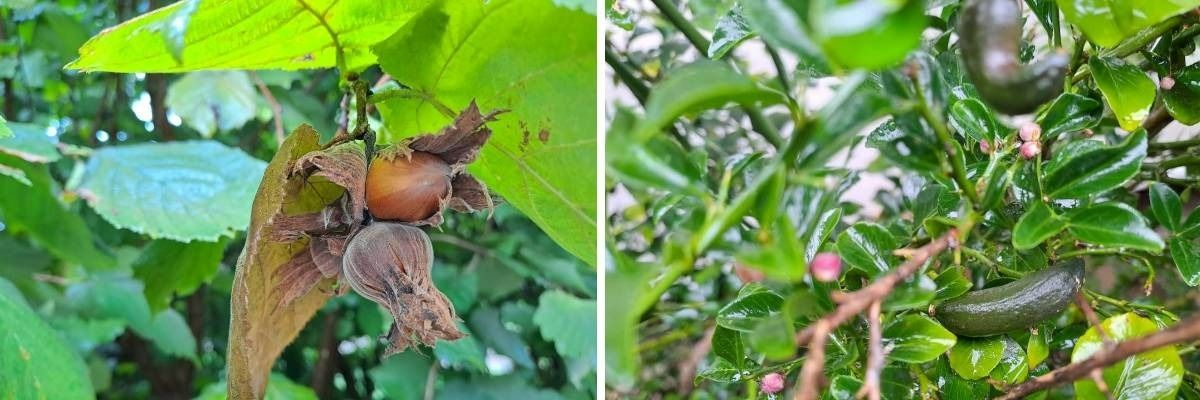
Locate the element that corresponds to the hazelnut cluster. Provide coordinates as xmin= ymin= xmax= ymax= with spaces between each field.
xmin=271 ymin=102 xmax=504 ymax=355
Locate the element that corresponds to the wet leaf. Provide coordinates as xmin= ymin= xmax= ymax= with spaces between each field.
xmin=882 ymin=313 xmax=957 ymax=363
xmin=1041 ymin=130 xmax=1146 ymax=199
xmin=989 ymin=337 xmax=1029 ymax=386
xmin=1163 ymin=64 xmax=1200 ymax=125
xmin=708 ymin=5 xmax=754 ymax=59
xmin=1072 ymin=313 xmax=1183 ymax=400
xmin=1036 ymin=93 xmax=1103 ymax=141
xmin=949 ymin=98 xmax=1004 ymax=142
xmin=948 ymin=336 xmax=1004 ymax=380
xmin=836 ymin=222 xmax=899 ymax=276
xmin=1013 ymin=201 xmax=1067 ymax=250
xmin=934 ymin=267 xmax=971 ymax=302
xmin=716 ymin=284 xmax=784 ymax=332
xmin=1168 ymin=238 xmax=1200 ymax=286
xmin=1089 ymin=57 xmax=1156 ymax=131
xmin=1149 ymin=182 xmax=1182 ymax=231
xmin=1056 ymin=0 xmax=1200 ymax=48
xmin=1067 ymin=202 xmax=1164 ymax=253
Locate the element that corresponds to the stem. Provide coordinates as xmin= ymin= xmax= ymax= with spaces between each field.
xmin=1072 ymin=16 xmax=1186 ymax=83
xmin=605 ymin=45 xmax=650 ymax=104
xmin=913 ymin=77 xmax=978 ymax=206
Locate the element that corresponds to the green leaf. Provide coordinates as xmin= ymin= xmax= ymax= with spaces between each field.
xmin=369 ymin=352 xmax=432 ymax=400
xmin=195 ymin=373 xmax=318 ymax=400
xmin=434 ymin=323 xmax=486 ymax=372
xmin=1089 ymin=57 xmax=1156 ymax=131
xmin=990 ymin=337 xmax=1029 ymax=386
xmin=811 ymin=0 xmax=927 ymax=69
xmin=467 ymin=307 xmax=533 ymax=368
xmin=805 ymin=208 xmax=842 ymax=262
xmin=136 ymin=308 xmax=198 ymax=360
xmin=132 ymin=239 xmax=229 ymax=312
xmin=77 ymin=140 xmax=266 ymax=242
xmin=711 ymin=326 xmax=744 ymax=368
xmin=695 ymin=359 xmax=742 ymax=383
xmin=886 ymin=274 xmax=937 ymax=311
xmin=0 ymin=155 xmax=114 ymax=269
xmin=1067 ymin=202 xmax=1165 ymax=253
xmin=828 ymin=375 xmax=864 ymax=400
xmin=533 ymin=291 xmax=597 ymax=362
xmin=1163 ymin=64 xmax=1200 ymax=125
xmin=932 ymin=356 xmax=991 ymax=398
xmin=934 ymin=267 xmax=971 ymax=302
xmin=373 ymin=0 xmax=596 ymax=264
xmin=735 ymin=217 xmax=806 ymax=282
xmin=66 ymin=0 xmax=433 ymax=72
xmin=1072 ymin=313 xmax=1183 ymax=400
xmin=0 ymin=115 xmax=10 ymax=139
xmin=1056 ymin=0 xmax=1200 ymax=48
xmin=1168 ymin=238 xmax=1200 ymax=286
xmin=708 ymin=5 xmax=754 ymax=59
xmin=630 ymin=61 xmax=784 ymax=141
xmin=1036 ymin=93 xmax=1103 ymax=141
xmin=716 ymin=284 xmax=784 ymax=332
xmin=882 ymin=313 xmax=957 ymax=364
xmin=836 ymin=222 xmax=899 ymax=276
xmin=0 ymin=122 xmax=60 ymax=163
xmin=604 ymin=255 xmax=655 ymax=390
xmin=1013 ymin=201 xmax=1067 ymax=250
xmin=949 ymin=98 xmax=1003 ymax=142
xmin=65 ymin=272 xmax=196 ymax=359
xmin=867 ymin=118 xmax=942 ymax=173
xmin=0 ymin=292 xmax=94 ymax=400
xmin=166 ymin=71 xmax=257 ymax=137
xmin=1042 ymin=130 xmax=1147 ymax=199
xmin=741 ymin=0 xmax=827 ymax=72
xmin=747 ymin=316 xmax=795 ymax=361
xmin=948 ymin=336 xmax=1005 ymax=380
xmin=1149 ymin=182 xmax=1182 ymax=231
xmin=1027 ymin=325 xmax=1051 ymax=368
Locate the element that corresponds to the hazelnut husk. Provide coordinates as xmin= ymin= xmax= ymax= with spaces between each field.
xmin=365 ymin=151 xmax=452 ymax=222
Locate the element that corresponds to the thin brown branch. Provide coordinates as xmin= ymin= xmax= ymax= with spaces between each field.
xmin=423 ymin=363 xmax=439 ymax=400
xmin=856 ymin=300 xmax=883 ymax=400
xmin=1074 ymin=292 xmax=1113 ymax=345
xmin=677 ymin=325 xmax=715 ymax=394
xmin=251 ymin=71 xmax=286 ymax=145
xmin=793 ymin=234 xmax=953 ymax=400
xmin=995 ymin=314 xmax=1200 ymax=400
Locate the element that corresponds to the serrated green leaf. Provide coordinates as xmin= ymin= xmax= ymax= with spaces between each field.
xmin=166 ymin=71 xmax=256 ymax=137
xmin=836 ymin=222 xmax=899 ymax=276
xmin=1149 ymin=182 xmax=1182 ymax=231
xmin=136 ymin=308 xmax=197 ymax=360
xmin=369 ymin=352 xmax=432 ymax=400
xmin=1042 ymin=130 xmax=1146 ymax=199
xmin=67 ymin=0 xmax=434 ymax=72
xmin=1089 ymin=57 xmax=1156 ymax=131
xmin=132 ymin=238 xmax=229 ymax=312
xmin=1067 ymin=202 xmax=1165 ymax=253
xmin=1072 ymin=313 xmax=1183 ymax=400
xmin=0 ymin=155 xmax=114 ymax=269
xmin=77 ymin=140 xmax=266 ymax=242
xmin=882 ymin=313 xmax=956 ymax=363
xmin=0 ymin=122 xmax=59 ymax=163
xmin=434 ymin=323 xmax=486 ymax=372
xmin=716 ymin=284 xmax=784 ymax=332
xmin=373 ymin=0 xmax=596 ymax=265
xmin=0 ymin=291 xmax=94 ymax=400
xmin=948 ymin=336 xmax=1004 ymax=380
xmin=533 ymin=290 xmax=597 ymax=362
xmin=1056 ymin=0 xmax=1200 ymax=48
xmin=1013 ymin=201 xmax=1067 ymax=250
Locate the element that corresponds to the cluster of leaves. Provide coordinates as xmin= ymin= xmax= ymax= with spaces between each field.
xmin=1 ymin=0 xmax=596 ymax=399
xmin=606 ymin=0 xmax=1200 ymax=398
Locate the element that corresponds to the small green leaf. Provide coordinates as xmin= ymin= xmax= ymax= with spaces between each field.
xmin=1027 ymin=325 xmax=1051 ymax=368
xmin=1149 ymin=182 xmax=1182 ymax=231
xmin=949 ymin=98 xmax=1003 ymax=142
xmin=990 ymin=337 xmax=1029 ymax=386
xmin=1013 ymin=201 xmax=1067 ymax=250
xmin=708 ymin=5 xmax=754 ymax=59
xmin=868 ymin=118 xmax=942 ymax=173
xmin=467 ymin=307 xmax=533 ymax=369
xmin=1168 ymin=238 xmax=1200 ymax=286
xmin=1056 ymin=0 xmax=1200 ymax=48
xmin=1042 ymin=130 xmax=1146 ymax=199
xmin=133 ymin=239 xmax=229 ymax=311
xmin=1036 ymin=93 xmax=1103 ymax=141
xmin=533 ymin=291 xmax=596 ymax=362
xmin=77 ymin=140 xmax=266 ymax=242
xmin=747 ymin=316 xmax=795 ymax=361
xmin=0 ymin=122 xmax=60 ymax=163
xmin=932 ymin=356 xmax=991 ymax=398
xmin=1089 ymin=57 xmax=1156 ymax=131
xmin=695 ymin=359 xmax=742 ymax=383
xmin=741 ymin=0 xmax=827 ymax=72
xmin=836 ymin=222 xmax=899 ymax=276
xmin=711 ymin=326 xmax=745 ymax=368
xmin=948 ymin=336 xmax=1005 ymax=380
xmin=434 ymin=323 xmax=486 ymax=372
xmin=166 ymin=71 xmax=257 ymax=137
xmin=632 ymin=61 xmax=784 ymax=141
xmin=735 ymin=217 xmax=806 ymax=282
xmin=805 ymin=208 xmax=842 ymax=262
xmin=1072 ymin=313 xmax=1183 ymax=400
xmin=0 ymin=290 xmax=95 ymax=400
xmin=1164 ymin=64 xmax=1200 ymax=125
xmin=934 ymin=268 xmax=971 ymax=302
xmin=882 ymin=313 xmax=957 ymax=364
xmin=0 ymin=115 xmax=10 ymax=139
xmin=0 ymin=156 xmax=114 ymax=269
xmin=886 ymin=274 xmax=937 ymax=311
xmin=812 ymin=0 xmax=927 ymax=69
xmin=369 ymin=352 xmax=433 ymax=400
xmin=716 ymin=284 xmax=784 ymax=332
xmin=1067 ymin=202 xmax=1165 ymax=253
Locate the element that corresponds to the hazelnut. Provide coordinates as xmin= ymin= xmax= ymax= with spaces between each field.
xmin=365 ymin=151 xmax=452 ymax=222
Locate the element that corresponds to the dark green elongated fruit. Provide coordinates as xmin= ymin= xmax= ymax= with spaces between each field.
xmin=936 ymin=259 xmax=1084 ymax=337
xmin=958 ymin=0 xmax=1068 ymax=114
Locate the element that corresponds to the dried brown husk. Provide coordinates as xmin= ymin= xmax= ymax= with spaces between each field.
xmin=342 ymin=222 xmax=463 ymax=355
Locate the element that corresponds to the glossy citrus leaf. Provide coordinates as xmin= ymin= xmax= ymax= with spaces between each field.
xmin=1036 ymin=93 xmax=1103 ymax=141
xmin=948 ymin=336 xmax=1004 ymax=380
xmin=716 ymin=284 xmax=784 ymax=332
xmin=1067 ymin=202 xmax=1165 ymax=253
xmin=1168 ymin=238 xmax=1200 ymax=286
xmin=67 ymin=0 xmax=433 ymax=72
xmin=949 ymin=98 xmax=1003 ymax=142
xmin=708 ymin=5 xmax=754 ymax=59
xmin=836 ymin=222 xmax=899 ymax=276
xmin=1013 ymin=201 xmax=1067 ymax=250
xmin=932 ymin=356 xmax=991 ymax=398
xmin=934 ymin=267 xmax=971 ymax=302
xmin=1089 ymin=57 xmax=1156 ymax=131
xmin=1163 ymin=64 xmax=1200 ymax=125
xmin=76 ymin=140 xmax=266 ymax=242
xmin=828 ymin=375 xmax=864 ymax=400
xmin=1072 ymin=313 xmax=1183 ymax=400
xmin=990 ymin=337 xmax=1029 ymax=385
xmin=373 ymin=0 xmax=597 ymax=265
xmin=711 ymin=326 xmax=745 ymax=368
xmin=1149 ymin=182 xmax=1182 ymax=231
xmin=883 ymin=313 xmax=956 ymax=363
xmin=0 ymin=290 xmax=94 ymax=400
xmin=1042 ymin=130 xmax=1146 ymax=199
xmin=1057 ymin=0 xmax=1200 ymax=48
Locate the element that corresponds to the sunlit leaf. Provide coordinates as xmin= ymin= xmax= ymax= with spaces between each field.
xmin=0 ymin=290 xmax=94 ymax=400
xmin=882 ymin=313 xmax=956 ymax=363
xmin=1089 ymin=57 xmax=1156 ymax=131
xmin=1072 ymin=313 xmax=1183 ymax=400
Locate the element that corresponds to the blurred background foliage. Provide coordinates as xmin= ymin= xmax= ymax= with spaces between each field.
xmin=0 ymin=1 xmax=596 ymax=399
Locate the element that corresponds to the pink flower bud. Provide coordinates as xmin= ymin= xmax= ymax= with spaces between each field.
xmin=761 ymin=373 xmax=786 ymax=394
xmin=1020 ymin=141 xmax=1041 ymax=160
xmin=811 ymin=252 xmax=842 ymax=282
xmin=1162 ymin=76 xmax=1176 ymax=90
xmin=979 ymin=140 xmax=992 ymax=154
xmin=1019 ymin=122 xmax=1042 ymax=143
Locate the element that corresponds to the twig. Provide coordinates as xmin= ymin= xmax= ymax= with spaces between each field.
xmin=856 ymin=300 xmax=883 ymax=400
xmin=677 ymin=325 xmax=715 ymax=394
xmin=1073 ymin=293 xmax=1116 ymax=400
xmin=423 ymin=363 xmax=439 ymax=400
xmin=995 ymin=314 xmax=1200 ymax=399
xmin=793 ymin=234 xmax=954 ymax=400
xmin=251 ymin=71 xmax=286 ymax=145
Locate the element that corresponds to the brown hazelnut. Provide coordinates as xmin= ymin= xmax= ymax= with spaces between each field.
xmin=365 ymin=151 xmax=451 ymax=222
